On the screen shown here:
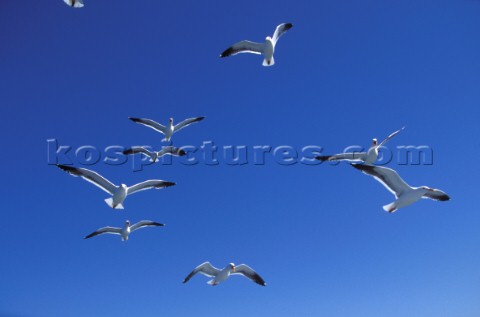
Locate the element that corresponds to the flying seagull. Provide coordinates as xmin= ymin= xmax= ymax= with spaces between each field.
xmin=129 ymin=116 xmax=205 ymax=142
xmin=351 ymin=164 xmax=450 ymax=212
xmin=183 ymin=262 xmax=266 ymax=286
xmin=123 ymin=146 xmax=186 ymax=162
xmin=63 ymin=0 xmax=84 ymax=8
xmin=84 ymin=220 xmax=164 ymax=241
xmin=56 ymin=165 xmax=175 ymax=209
xmin=220 ymin=23 xmax=293 ymax=66
xmin=317 ymin=127 xmax=404 ymax=165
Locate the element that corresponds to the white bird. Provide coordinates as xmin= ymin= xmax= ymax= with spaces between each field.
xmin=351 ymin=163 xmax=450 ymax=212
xmin=183 ymin=262 xmax=266 ymax=286
xmin=85 ymin=220 xmax=164 ymax=241
xmin=56 ymin=165 xmax=175 ymax=209
xmin=63 ymin=0 xmax=84 ymax=8
xmin=316 ymin=127 xmax=404 ymax=165
xmin=129 ymin=116 xmax=205 ymax=142
xmin=123 ymin=146 xmax=186 ymax=162
xmin=220 ymin=23 xmax=293 ymax=66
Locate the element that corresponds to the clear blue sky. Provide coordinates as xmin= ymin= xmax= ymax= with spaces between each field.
xmin=1 ymin=0 xmax=479 ymax=316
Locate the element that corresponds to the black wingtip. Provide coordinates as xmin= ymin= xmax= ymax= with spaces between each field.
xmin=56 ymin=164 xmax=76 ymax=173
xmin=164 ymin=182 xmax=176 ymax=187
xmin=284 ymin=22 xmax=293 ymax=30
xmin=178 ymin=149 xmax=187 ymax=156
xmin=129 ymin=117 xmax=140 ymax=122
xmin=220 ymin=47 xmax=234 ymax=58
xmin=438 ymin=194 xmax=451 ymax=201
xmin=315 ymin=156 xmax=329 ymax=161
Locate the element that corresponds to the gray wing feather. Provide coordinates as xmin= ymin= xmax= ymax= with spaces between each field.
xmin=378 ymin=127 xmax=405 ymax=147
xmin=232 ymin=264 xmax=266 ymax=286
xmin=316 ymin=152 xmax=367 ymax=162
xmin=351 ymin=164 xmax=411 ymax=197
xmin=129 ymin=117 xmax=166 ymax=134
xmin=423 ymin=189 xmax=450 ymax=201
xmin=84 ymin=227 xmax=121 ymax=239
xmin=127 ymin=180 xmax=176 ymax=195
xmin=174 ymin=116 xmax=205 ymax=132
xmin=220 ymin=41 xmax=264 ymax=57
xmin=183 ymin=262 xmax=220 ymax=283
xmin=130 ymin=220 xmax=165 ymax=232
xmin=123 ymin=147 xmax=156 ymax=161
xmin=272 ymin=23 xmax=293 ymax=44
xmin=57 ymin=165 xmax=117 ymax=195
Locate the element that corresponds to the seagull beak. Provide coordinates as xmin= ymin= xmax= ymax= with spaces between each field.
xmin=232 ymin=266 xmax=235 ymax=273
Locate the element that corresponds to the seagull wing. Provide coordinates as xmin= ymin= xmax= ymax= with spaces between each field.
xmin=232 ymin=264 xmax=266 ymax=286
xmin=220 ymin=41 xmax=264 ymax=57
xmin=316 ymin=152 xmax=367 ymax=162
xmin=173 ymin=116 xmax=205 ymax=133
xmin=183 ymin=262 xmax=220 ymax=283
xmin=64 ymin=0 xmax=84 ymax=7
xmin=272 ymin=23 xmax=293 ymax=44
xmin=423 ymin=189 xmax=451 ymax=201
xmin=56 ymin=165 xmax=117 ymax=195
xmin=157 ymin=146 xmax=187 ymax=157
xmin=123 ymin=147 xmax=156 ymax=161
xmin=126 ymin=180 xmax=176 ymax=195
xmin=129 ymin=117 xmax=166 ymax=135
xmin=351 ymin=164 xmax=412 ymax=198
xmin=130 ymin=220 xmax=165 ymax=232
xmin=378 ymin=127 xmax=405 ymax=147
xmin=84 ymin=227 xmax=121 ymax=239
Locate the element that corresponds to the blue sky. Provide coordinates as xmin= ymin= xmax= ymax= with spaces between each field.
xmin=1 ymin=0 xmax=480 ymax=316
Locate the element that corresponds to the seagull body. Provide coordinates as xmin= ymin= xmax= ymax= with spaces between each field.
xmin=183 ymin=262 xmax=266 ymax=286
xmin=56 ymin=165 xmax=175 ymax=209
xmin=129 ymin=116 xmax=205 ymax=142
xmin=317 ymin=127 xmax=404 ymax=165
xmin=123 ymin=146 xmax=186 ymax=162
xmin=351 ymin=164 xmax=450 ymax=212
xmin=220 ymin=23 xmax=293 ymax=66
xmin=63 ymin=0 xmax=84 ymax=8
xmin=84 ymin=220 xmax=164 ymax=241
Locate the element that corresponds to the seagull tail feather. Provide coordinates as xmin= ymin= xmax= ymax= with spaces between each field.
xmin=383 ymin=202 xmax=397 ymax=213
xmin=262 ymin=56 xmax=275 ymax=67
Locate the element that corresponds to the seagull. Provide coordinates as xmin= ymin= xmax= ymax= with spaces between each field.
xmin=316 ymin=127 xmax=405 ymax=165
xmin=123 ymin=146 xmax=186 ymax=162
xmin=183 ymin=262 xmax=266 ymax=286
xmin=220 ymin=23 xmax=293 ymax=66
xmin=63 ymin=0 xmax=84 ymax=8
xmin=351 ymin=164 xmax=450 ymax=212
xmin=129 ymin=116 xmax=205 ymax=142
xmin=56 ymin=165 xmax=175 ymax=209
xmin=84 ymin=220 xmax=164 ymax=241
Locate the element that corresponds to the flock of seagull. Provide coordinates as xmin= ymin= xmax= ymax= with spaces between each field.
xmin=58 ymin=1 xmax=451 ymax=287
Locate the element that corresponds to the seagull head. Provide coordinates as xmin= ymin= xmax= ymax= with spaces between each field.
xmin=120 ymin=184 xmax=127 ymax=189
xmin=229 ymin=263 xmax=235 ymax=272
xmin=266 ymin=36 xmax=272 ymax=41
xmin=169 ymin=118 xmax=173 ymax=123
xmin=372 ymin=138 xmax=378 ymax=146
xmin=125 ymin=220 xmax=131 ymax=226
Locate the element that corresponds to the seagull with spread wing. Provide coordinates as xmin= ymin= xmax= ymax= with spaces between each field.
xmin=56 ymin=165 xmax=175 ymax=209
xmin=84 ymin=220 xmax=164 ymax=241
xmin=123 ymin=146 xmax=186 ymax=163
xmin=317 ymin=127 xmax=405 ymax=165
xmin=351 ymin=164 xmax=450 ymax=212
xmin=129 ymin=116 xmax=205 ymax=142
xmin=183 ymin=262 xmax=266 ymax=286
xmin=63 ymin=0 xmax=84 ymax=8
xmin=220 ymin=23 xmax=293 ymax=66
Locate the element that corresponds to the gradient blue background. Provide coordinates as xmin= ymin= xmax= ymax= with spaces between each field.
xmin=1 ymin=0 xmax=479 ymax=316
